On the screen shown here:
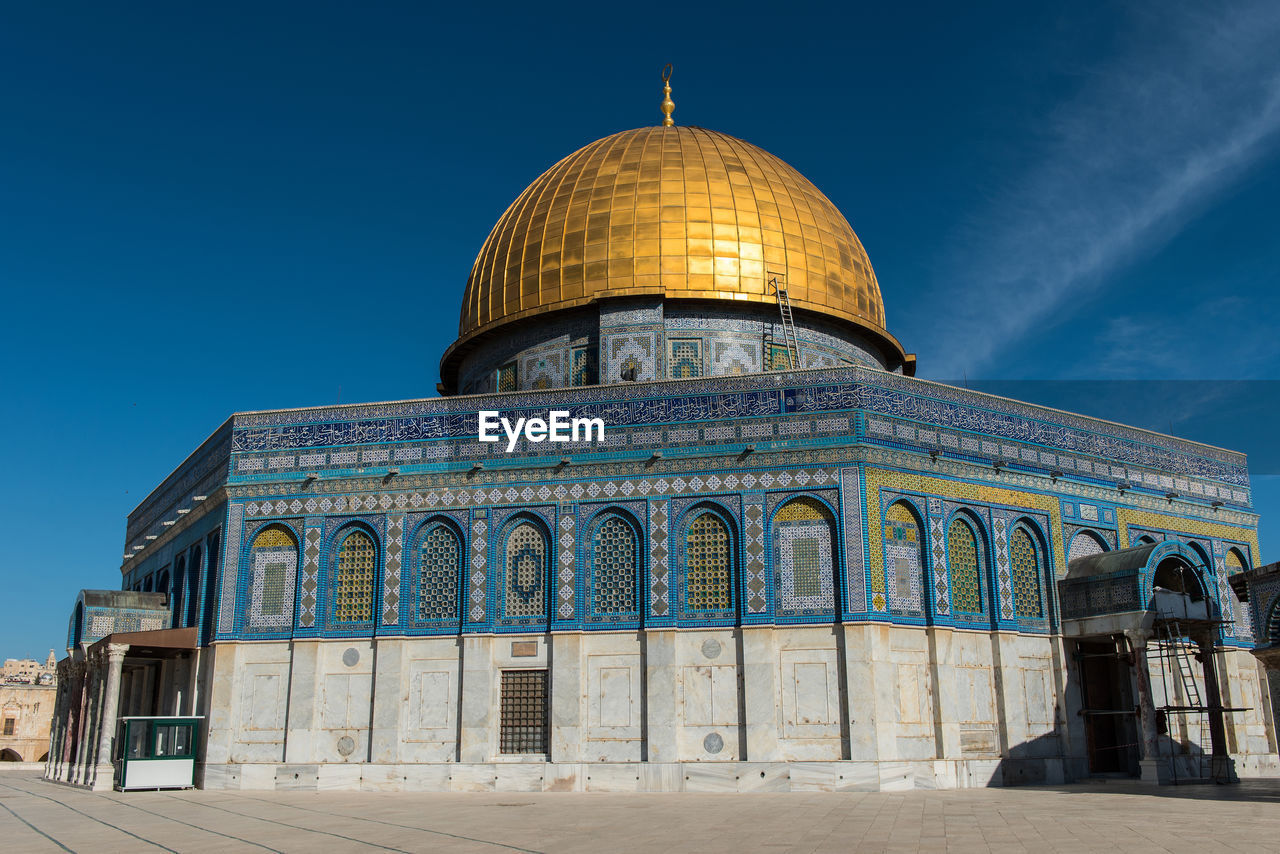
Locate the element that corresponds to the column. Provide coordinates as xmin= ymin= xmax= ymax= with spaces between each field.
xmin=92 ymin=644 xmax=129 ymax=790
xmin=45 ymin=662 xmax=70 ymax=781
xmin=71 ymin=661 xmax=93 ymax=785
xmin=643 ymin=629 xmax=678 ymax=762
xmin=926 ymin=627 xmax=961 ymax=760
xmin=842 ymin=623 xmax=880 ymax=762
xmin=1125 ymin=629 xmax=1165 ymax=783
xmin=370 ymin=638 xmax=404 ymax=764
xmin=284 ymin=640 xmax=319 ymax=762
xmin=740 ymin=626 xmax=780 ymax=761
xmin=1195 ymin=634 xmax=1237 ymax=783
xmin=458 ymin=636 xmax=494 ymax=763
xmin=549 ymin=633 xmax=582 ymax=763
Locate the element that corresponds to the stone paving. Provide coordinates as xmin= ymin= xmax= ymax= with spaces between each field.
xmin=2 ymin=770 xmax=1279 ymax=854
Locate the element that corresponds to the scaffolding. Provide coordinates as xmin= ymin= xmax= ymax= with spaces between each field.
xmin=1151 ymin=619 xmax=1247 ymax=784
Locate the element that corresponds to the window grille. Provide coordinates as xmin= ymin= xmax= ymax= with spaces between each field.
xmin=499 ymin=670 xmax=548 ymax=754
xmin=1010 ymin=527 xmax=1043 ymax=618
xmin=948 ymin=519 xmax=983 ymax=614
xmin=334 ymin=530 xmax=376 ymax=622
xmin=669 ymin=339 xmax=702 ymax=378
xmin=768 ymin=343 xmax=793 ymax=371
xmin=505 ymin=522 xmax=547 ymax=618
xmin=571 ymin=346 xmax=596 ymax=386
xmin=685 ymin=513 xmax=731 ymax=610
xmin=418 ymin=524 xmax=460 ymax=620
xmin=496 ymin=362 xmax=517 ymax=392
xmin=591 ymin=516 xmax=637 ymax=615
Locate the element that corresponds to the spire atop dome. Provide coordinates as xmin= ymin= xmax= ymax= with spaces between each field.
xmin=660 ymin=64 xmax=674 ymax=127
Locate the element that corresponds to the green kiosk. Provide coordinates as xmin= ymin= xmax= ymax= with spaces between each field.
xmin=114 ymin=716 xmax=202 ymax=791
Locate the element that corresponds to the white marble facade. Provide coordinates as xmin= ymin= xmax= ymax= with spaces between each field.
xmin=195 ymin=624 xmax=1279 ymax=791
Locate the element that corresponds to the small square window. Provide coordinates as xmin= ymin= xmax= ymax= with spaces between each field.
xmin=768 ymin=344 xmax=793 ymax=371
xmin=497 ymin=362 xmax=517 ymax=392
xmin=499 ymin=670 xmax=548 ymax=754
xmin=570 ymin=346 xmax=596 ymax=386
xmin=669 ymin=339 xmax=702 ymax=379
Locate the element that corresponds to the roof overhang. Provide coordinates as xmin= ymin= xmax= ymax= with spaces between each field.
xmin=89 ymin=627 xmax=198 ymax=658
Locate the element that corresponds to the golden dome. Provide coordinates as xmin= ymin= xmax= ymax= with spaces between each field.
xmin=446 ymin=125 xmax=908 ymax=378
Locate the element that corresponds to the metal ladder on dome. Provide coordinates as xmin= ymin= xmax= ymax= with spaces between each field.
xmin=1157 ymin=620 xmax=1212 ymax=781
xmin=769 ymin=274 xmax=801 ymax=370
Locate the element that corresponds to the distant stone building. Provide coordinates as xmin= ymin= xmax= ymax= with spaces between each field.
xmin=3 ymin=651 xmax=57 ymax=686
xmin=42 ymin=87 xmax=1280 ymax=792
xmin=1 ymin=652 xmax=57 ymax=763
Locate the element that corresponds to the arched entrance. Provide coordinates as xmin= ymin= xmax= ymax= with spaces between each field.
xmin=1060 ymin=540 xmax=1236 ymax=782
xmin=0 ymin=748 xmax=23 ymax=762
xmin=1150 ymin=555 xmax=1211 ymax=621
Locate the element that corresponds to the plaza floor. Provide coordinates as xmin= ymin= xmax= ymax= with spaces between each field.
xmin=1 ymin=770 xmax=1279 ymax=854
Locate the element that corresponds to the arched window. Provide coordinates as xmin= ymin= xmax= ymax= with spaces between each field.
xmin=883 ymin=501 xmax=924 ymax=615
xmin=589 ymin=514 xmax=639 ymax=618
xmin=1268 ymin=599 xmax=1280 ymax=645
xmin=418 ymin=523 xmax=461 ymax=621
xmin=948 ymin=518 xmax=983 ymax=615
xmin=186 ymin=545 xmax=202 ymax=627
xmin=156 ymin=568 xmax=171 ymax=600
xmin=1135 ymin=535 xmax=1158 ymax=545
xmin=1225 ymin=548 xmax=1248 ymax=575
xmin=505 ymin=521 xmax=548 ymax=618
xmin=249 ymin=526 xmax=299 ymax=629
xmin=1010 ymin=526 xmax=1044 ymax=619
xmin=171 ymin=555 xmax=186 ymax=625
xmin=333 ymin=529 xmax=377 ymax=623
xmin=685 ymin=511 xmax=732 ymax=611
xmin=202 ymin=532 xmax=221 ymax=645
xmin=776 ymin=497 xmax=836 ymax=613
xmin=1068 ymin=530 xmax=1107 ymax=563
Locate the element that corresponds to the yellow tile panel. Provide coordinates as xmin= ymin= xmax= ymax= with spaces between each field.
xmin=863 ymin=468 xmax=1066 ymax=609
xmin=1116 ymin=508 xmax=1258 ymax=555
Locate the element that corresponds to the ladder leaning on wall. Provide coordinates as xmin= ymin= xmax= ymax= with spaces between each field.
xmin=769 ymin=274 xmax=800 ymax=369
xmin=1154 ymin=620 xmax=1212 ymax=783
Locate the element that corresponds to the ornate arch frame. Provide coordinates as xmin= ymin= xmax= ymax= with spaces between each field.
xmin=408 ymin=514 xmax=468 ymax=631
xmin=495 ymin=511 xmax=554 ymax=631
xmin=242 ymin=520 xmax=302 ymax=634
xmin=881 ymin=497 xmax=929 ymax=622
xmin=580 ymin=504 xmax=645 ymax=627
xmin=1009 ymin=516 xmax=1052 ymax=623
xmin=325 ymin=519 xmax=383 ymax=632
xmin=674 ymin=499 xmax=740 ymax=626
xmin=944 ymin=508 xmax=990 ymax=625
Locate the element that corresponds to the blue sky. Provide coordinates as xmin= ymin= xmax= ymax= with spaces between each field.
xmin=2 ymin=1 xmax=1278 ymax=658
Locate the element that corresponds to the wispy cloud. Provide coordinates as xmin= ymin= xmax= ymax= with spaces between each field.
xmin=921 ymin=1 xmax=1280 ymax=376
xmin=1090 ymin=298 xmax=1280 ymax=380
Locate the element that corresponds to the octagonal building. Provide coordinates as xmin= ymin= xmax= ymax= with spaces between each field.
xmin=44 ymin=95 xmax=1280 ymax=792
